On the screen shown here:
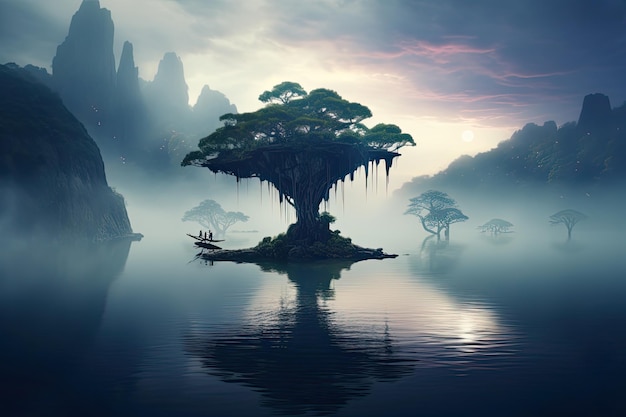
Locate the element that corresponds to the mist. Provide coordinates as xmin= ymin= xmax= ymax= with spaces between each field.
xmin=3 ymin=1 xmax=626 ymax=414
xmin=101 ymin=153 xmax=626 ymax=265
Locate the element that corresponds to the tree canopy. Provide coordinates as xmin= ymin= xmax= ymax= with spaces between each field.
xmin=549 ymin=209 xmax=587 ymax=240
xmin=182 ymin=199 xmax=249 ymax=238
xmin=183 ymin=82 xmax=414 ymax=243
xmin=479 ymin=218 xmax=514 ymax=234
xmin=405 ymin=190 xmax=468 ymax=239
xmin=183 ymin=82 xmax=414 ymax=164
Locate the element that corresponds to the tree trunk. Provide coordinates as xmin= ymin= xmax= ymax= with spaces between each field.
xmin=199 ymin=141 xmax=399 ymax=244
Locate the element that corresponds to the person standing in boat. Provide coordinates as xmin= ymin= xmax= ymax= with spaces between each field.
xmin=199 ymin=230 xmax=203 ymax=238
xmin=208 ymin=230 xmax=213 ymax=241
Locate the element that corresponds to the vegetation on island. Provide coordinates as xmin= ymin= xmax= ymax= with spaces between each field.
xmin=183 ymin=81 xmax=414 ymax=260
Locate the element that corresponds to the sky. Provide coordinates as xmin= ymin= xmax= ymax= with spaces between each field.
xmin=2 ymin=0 xmax=626 ymax=184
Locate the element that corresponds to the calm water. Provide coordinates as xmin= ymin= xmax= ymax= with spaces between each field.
xmin=2 ymin=226 xmax=626 ymax=416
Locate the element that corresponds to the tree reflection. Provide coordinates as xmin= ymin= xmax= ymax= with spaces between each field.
xmin=415 ymin=235 xmax=465 ymax=274
xmin=479 ymin=232 xmax=515 ymax=246
xmin=185 ymin=261 xmax=418 ymax=415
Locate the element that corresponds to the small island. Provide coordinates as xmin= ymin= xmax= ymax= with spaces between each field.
xmin=183 ymin=82 xmax=414 ymax=262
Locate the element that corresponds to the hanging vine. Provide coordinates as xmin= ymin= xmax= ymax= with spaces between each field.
xmin=183 ymin=82 xmax=415 ymax=244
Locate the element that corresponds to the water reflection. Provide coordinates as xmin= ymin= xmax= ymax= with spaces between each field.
xmin=185 ymin=261 xmax=419 ymax=416
xmin=0 ymin=239 xmax=133 ymax=416
xmin=480 ymin=232 xmax=515 ymax=246
xmin=415 ymin=235 xmax=465 ymax=273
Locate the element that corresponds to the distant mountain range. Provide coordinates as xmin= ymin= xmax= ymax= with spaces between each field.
xmin=400 ymin=93 xmax=626 ymax=196
xmin=9 ymin=0 xmax=237 ymax=172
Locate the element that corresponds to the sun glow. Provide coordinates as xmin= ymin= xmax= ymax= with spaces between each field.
xmin=462 ymin=129 xmax=475 ymax=142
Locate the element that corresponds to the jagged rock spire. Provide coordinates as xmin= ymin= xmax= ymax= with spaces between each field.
xmin=52 ymin=0 xmax=116 ymax=130
xmin=150 ymin=52 xmax=189 ymax=109
xmin=577 ymin=93 xmax=612 ymax=134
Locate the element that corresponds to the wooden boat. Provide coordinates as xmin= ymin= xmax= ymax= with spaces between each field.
xmin=194 ymin=241 xmax=222 ymax=250
xmin=187 ymin=233 xmax=224 ymax=250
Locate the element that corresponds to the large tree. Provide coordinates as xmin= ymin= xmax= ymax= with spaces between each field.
xmin=182 ymin=199 xmax=249 ymax=238
xmin=183 ymin=82 xmax=414 ymax=243
xmin=405 ymin=190 xmax=468 ymax=239
xmin=549 ymin=209 xmax=587 ymax=240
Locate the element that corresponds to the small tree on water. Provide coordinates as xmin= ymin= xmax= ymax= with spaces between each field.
xmin=478 ymin=219 xmax=514 ymax=235
xmin=405 ymin=190 xmax=469 ymax=239
xmin=182 ymin=199 xmax=249 ymax=238
xmin=549 ymin=209 xmax=587 ymax=240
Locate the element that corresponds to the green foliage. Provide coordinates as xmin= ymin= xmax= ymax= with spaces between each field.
xmin=365 ymin=123 xmax=416 ymax=151
xmin=255 ymin=233 xmax=291 ymax=259
xmin=182 ymin=81 xmax=414 ymax=166
xmin=254 ymin=230 xmax=356 ymax=260
xmin=183 ymin=82 xmax=414 ymax=250
xmin=320 ymin=211 xmax=336 ymax=225
xmin=258 ymin=81 xmax=307 ymax=104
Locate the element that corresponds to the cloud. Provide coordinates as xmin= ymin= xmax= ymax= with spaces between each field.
xmin=2 ymin=0 xmax=626 ymax=176
xmin=0 ymin=1 xmax=72 ymax=68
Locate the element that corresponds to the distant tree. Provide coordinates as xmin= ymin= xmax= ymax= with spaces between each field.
xmin=405 ymin=190 xmax=468 ymax=239
xmin=549 ymin=209 xmax=587 ymax=240
xmin=182 ymin=199 xmax=249 ymax=238
xmin=478 ymin=218 xmax=514 ymax=234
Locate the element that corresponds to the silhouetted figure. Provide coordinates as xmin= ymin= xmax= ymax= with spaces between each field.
xmin=204 ymin=232 xmax=208 ymax=240
xmin=209 ymin=231 xmax=213 ymax=241
xmin=199 ymin=230 xmax=202 ymax=238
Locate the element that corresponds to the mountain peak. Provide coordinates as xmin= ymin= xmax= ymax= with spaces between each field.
xmin=577 ymin=93 xmax=612 ymax=134
xmin=149 ymin=52 xmax=189 ymax=109
xmin=52 ymin=0 xmax=116 ymax=129
xmin=80 ymin=0 xmax=101 ymax=9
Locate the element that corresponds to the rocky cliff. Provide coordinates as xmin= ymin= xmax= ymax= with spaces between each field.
xmin=193 ymin=85 xmax=238 ymax=135
xmin=144 ymin=52 xmax=191 ymax=130
xmin=0 ymin=64 xmax=135 ymax=241
xmin=114 ymin=41 xmax=148 ymax=157
xmin=46 ymin=0 xmax=238 ymax=171
xmin=577 ymin=93 xmax=613 ymax=135
xmin=399 ymin=93 xmax=626 ymax=197
xmin=52 ymin=0 xmax=117 ymax=135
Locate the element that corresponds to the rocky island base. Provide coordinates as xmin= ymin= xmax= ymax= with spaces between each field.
xmin=200 ymin=232 xmax=397 ymax=263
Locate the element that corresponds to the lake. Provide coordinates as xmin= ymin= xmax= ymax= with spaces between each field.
xmin=1 ymin=206 xmax=625 ymax=416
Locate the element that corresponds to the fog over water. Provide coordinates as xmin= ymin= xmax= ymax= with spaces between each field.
xmin=3 ymin=0 xmax=626 ymax=413
xmin=2 ymin=163 xmax=626 ymax=416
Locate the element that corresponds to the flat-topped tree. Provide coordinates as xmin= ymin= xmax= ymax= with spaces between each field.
xmin=549 ymin=209 xmax=587 ymax=240
xmin=183 ymin=82 xmax=414 ymax=244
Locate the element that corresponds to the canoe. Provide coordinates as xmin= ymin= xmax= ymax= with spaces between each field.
xmin=194 ymin=241 xmax=222 ymax=250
